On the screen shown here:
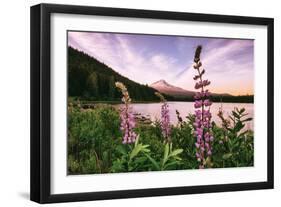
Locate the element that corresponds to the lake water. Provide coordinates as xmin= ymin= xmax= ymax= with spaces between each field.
xmin=124 ymin=102 xmax=254 ymax=130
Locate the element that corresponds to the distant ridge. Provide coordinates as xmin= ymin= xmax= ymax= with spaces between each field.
xmin=150 ymin=79 xmax=232 ymax=98
xmin=150 ymin=79 xmax=195 ymax=97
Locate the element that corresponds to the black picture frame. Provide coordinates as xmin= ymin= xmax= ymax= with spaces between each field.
xmin=30 ymin=3 xmax=274 ymax=204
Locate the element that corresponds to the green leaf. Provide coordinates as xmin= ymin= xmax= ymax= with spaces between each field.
xmin=232 ymin=111 xmax=240 ymax=119
xmin=234 ymin=121 xmax=244 ymax=132
xmin=205 ymin=157 xmax=213 ymax=167
xmin=111 ymin=159 xmax=125 ymax=172
xmin=173 ymin=156 xmax=182 ymax=161
xmin=241 ymin=118 xmax=253 ymax=122
xmin=239 ymin=108 xmax=245 ymax=114
xmin=116 ymin=145 xmax=127 ymax=155
xmin=134 ymin=156 xmax=147 ymax=164
xmin=163 ymin=161 xmax=179 ymax=170
xmin=141 ymin=144 xmax=150 ymax=153
xmin=145 ymin=154 xmax=160 ymax=171
xmin=130 ymin=144 xmax=142 ymax=160
xmin=222 ymin=153 xmax=232 ymax=159
xmin=130 ymin=143 xmax=150 ymax=161
xmin=134 ymin=135 xmax=140 ymax=147
xmin=162 ymin=143 xmax=169 ymax=166
xmin=169 ymin=149 xmax=183 ymax=157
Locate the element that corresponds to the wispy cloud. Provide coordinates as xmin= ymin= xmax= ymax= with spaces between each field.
xmin=174 ymin=39 xmax=254 ymax=95
xmin=68 ymin=32 xmax=184 ymax=85
xmin=68 ymin=32 xmax=254 ymax=95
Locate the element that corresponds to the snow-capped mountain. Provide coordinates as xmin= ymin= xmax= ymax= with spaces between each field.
xmin=150 ymin=79 xmax=232 ymax=97
xmin=150 ymin=79 xmax=195 ymax=97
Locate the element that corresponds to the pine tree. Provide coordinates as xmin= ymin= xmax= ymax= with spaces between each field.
xmin=86 ymin=72 xmax=99 ymax=99
xmin=108 ymin=75 xmax=116 ymax=99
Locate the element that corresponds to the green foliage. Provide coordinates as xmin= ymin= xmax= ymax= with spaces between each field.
xmin=68 ymin=103 xmax=254 ymax=174
xmin=136 ymin=120 xmax=164 ymax=159
xmin=111 ymin=137 xmax=151 ymax=172
xmin=67 ymin=104 xmax=121 ymax=174
xmin=171 ymin=122 xmax=198 ymax=169
xmin=145 ymin=143 xmax=183 ymax=171
xmin=212 ymin=107 xmax=254 ymax=168
xmin=85 ymin=72 xmax=99 ymax=98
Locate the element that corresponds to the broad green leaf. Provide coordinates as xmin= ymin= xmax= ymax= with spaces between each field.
xmin=134 ymin=135 xmax=140 ymax=147
xmin=173 ymin=156 xmax=182 ymax=161
xmin=145 ymin=154 xmax=160 ymax=171
xmin=222 ymin=153 xmax=232 ymax=159
xmin=163 ymin=161 xmax=179 ymax=170
xmin=116 ymin=145 xmax=127 ymax=155
xmin=130 ymin=144 xmax=142 ymax=160
xmin=169 ymin=149 xmax=183 ymax=157
xmin=134 ymin=156 xmax=147 ymax=164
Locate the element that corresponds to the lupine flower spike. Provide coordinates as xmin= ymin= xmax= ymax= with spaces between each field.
xmin=115 ymin=82 xmax=137 ymax=144
xmin=155 ymin=92 xmax=171 ymax=143
xmin=193 ymin=46 xmax=214 ymax=169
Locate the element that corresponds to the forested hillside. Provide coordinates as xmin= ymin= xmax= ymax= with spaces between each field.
xmin=68 ymin=47 xmax=162 ymax=101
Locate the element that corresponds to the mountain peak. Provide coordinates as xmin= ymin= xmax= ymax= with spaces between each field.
xmin=150 ymin=80 xmax=195 ymax=97
xmin=150 ymin=79 xmax=232 ymax=98
xmin=152 ymin=79 xmax=168 ymax=85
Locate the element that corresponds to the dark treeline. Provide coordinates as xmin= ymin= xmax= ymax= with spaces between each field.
xmin=166 ymin=95 xmax=254 ymax=103
xmin=68 ymin=46 xmax=253 ymax=103
xmin=211 ymin=95 xmax=254 ymax=103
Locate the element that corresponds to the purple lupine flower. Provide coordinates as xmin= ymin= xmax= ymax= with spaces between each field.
xmin=155 ymin=92 xmax=171 ymax=143
xmin=203 ymin=99 xmax=212 ymax=107
xmin=119 ymin=105 xmax=137 ymax=144
xmin=161 ymin=102 xmax=171 ymax=141
xmin=194 ymin=100 xmax=203 ymax=108
xmin=192 ymin=45 xmax=214 ymax=169
xmin=116 ymin=82 xmax=137 ymax=144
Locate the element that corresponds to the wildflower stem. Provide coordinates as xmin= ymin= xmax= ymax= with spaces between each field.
xmin=193 ymin=45 xmax=213 ymax=169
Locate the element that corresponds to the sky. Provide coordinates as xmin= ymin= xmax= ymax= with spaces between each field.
xmin=68 ymin=31 xmax=254 ymax=96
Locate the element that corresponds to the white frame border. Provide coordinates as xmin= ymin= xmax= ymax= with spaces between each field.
xmin=50 ymin=13 xmax=268 ymax=194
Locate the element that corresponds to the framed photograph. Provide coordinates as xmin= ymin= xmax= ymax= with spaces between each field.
xmin=30 ymin=3 xmax=274 ymax=203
